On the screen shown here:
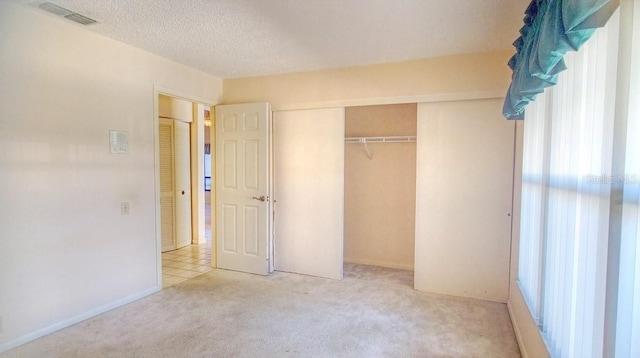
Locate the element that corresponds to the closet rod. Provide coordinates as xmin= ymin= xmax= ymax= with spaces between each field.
xmin=344 ymin=136 xmax=416 ymax=144
xmin=345 ymin=136 xmax=416 ymax=160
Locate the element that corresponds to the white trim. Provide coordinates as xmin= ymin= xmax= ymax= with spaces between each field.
xmin=507 ymin=300 xmax=529 ymax=358
xmin=507 ymin=282 xmax=552 ymax=358
xmin=270 ymin=90 xmax=506 ymax=111
xmin=153 ymin=88 xmax=162 ymax=287
xmin=0 ymin=286 xmax=160 ymax=354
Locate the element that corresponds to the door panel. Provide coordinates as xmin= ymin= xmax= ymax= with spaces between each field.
xmin=159 ymin=118 xmax=176 ymax=252
xmin=244 ymin=206 xmax=259 ymax=255
xmin=222 ymin=204 xmax=237 ymax=252
xmin=414 ymin=99 xmax=514 ymax=302
xmin=174 ymin=120 xmax=192 ymax=249
xmin=216 ymin=103 xmax=270 ymax=275
xmin=273 ymin=108 xmax=345 ymax=280
xmin=244 ymin=141 xmax=259 ymax=189
xmin=223 ymin=141 xmax=237 ymax=188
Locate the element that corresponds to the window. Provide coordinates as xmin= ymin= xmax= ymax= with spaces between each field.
xmin=518 ymin=8 xmax=640 ymax=357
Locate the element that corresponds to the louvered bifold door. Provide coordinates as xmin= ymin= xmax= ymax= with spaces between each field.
xmin=159 ymin=118 xmax=176 ymax=252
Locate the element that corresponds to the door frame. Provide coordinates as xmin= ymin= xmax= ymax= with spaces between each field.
xmin=153 ymin=85 xmax=217 ymax=288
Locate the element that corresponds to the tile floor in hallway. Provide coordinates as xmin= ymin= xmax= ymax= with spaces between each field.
xmin=161 ymin=243 xmax=212 ymax=288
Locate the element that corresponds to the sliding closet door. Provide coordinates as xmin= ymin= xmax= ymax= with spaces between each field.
xmin=273 ymin=108 xmax=345 ymax=280
xmin=415 ymin=98 xmax=515 ymax=302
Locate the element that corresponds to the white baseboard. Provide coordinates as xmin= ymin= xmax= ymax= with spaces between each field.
xmin=0 ymin=285 xmax=161 ymax=354
xmin=507 ymin=300 xmax=528 ymax=358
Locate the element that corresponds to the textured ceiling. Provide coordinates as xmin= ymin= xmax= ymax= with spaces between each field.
xmin=10 ymin=0 xmax=528 ymax=79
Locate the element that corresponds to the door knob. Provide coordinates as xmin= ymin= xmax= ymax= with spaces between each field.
xmin=182 ymin=190 xmax=185 ymax=195
xmin=252 ymin=195 xmax=267 ymax=202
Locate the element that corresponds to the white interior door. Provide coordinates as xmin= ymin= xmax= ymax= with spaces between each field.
xmin=215 ymin=103 xmax=270 ymax=275
xmin=160 ymin=118 xmax=176 ymax=252
xmin=175 ymin=120 xmax=192 ymax=249
xmin=273 ymin=108 xmax=345 ymax=280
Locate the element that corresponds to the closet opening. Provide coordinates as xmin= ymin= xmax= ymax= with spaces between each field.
xmin=343 ymin=103 xmax=417 ymax=288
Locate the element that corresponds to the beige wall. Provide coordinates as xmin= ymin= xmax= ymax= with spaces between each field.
xmin=223 ymin=50 xmax=513 ymax=108
xmin=344 ymin=104 xmax=416 ymax=270
xmin=0 ymin=2 xmax=222 ymax=351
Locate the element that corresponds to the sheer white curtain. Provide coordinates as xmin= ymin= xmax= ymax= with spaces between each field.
xmin=615 ymin=2 xmax=640 ymax=355
xmin=542 ymin=23 xmax=617 ymax=355
xmin=518 ymin=87 xmax=547 ymax=323
xmin=616 ymin=86 xmax=640 ymax=357
xmin=518 ymin=7 xmax=640 ymax=357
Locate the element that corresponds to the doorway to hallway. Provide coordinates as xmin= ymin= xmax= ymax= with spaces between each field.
xmin=156 ymin=91 xmax=214 ymax=288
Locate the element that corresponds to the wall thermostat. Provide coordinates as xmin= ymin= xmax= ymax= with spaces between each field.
xmin=110 ymin=130 xmax=129 ymax=154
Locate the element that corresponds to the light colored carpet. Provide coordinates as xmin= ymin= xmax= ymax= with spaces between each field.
xmin=2 ymin=266 xmax=521 ymax=357
xmin=343 ymin=262 xmax=414 ymax=288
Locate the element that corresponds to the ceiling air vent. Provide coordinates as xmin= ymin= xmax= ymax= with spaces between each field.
xmin=38 ymin=2 xmax=98 ymax=25
xmin=64 ymin=13 xmax=97 ymax=25
xmin=38 ymin=2 xmax=72 ymax=16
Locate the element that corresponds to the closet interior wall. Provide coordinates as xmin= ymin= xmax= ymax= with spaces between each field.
xmin=344 ymin=104 xmax=417 ymax=270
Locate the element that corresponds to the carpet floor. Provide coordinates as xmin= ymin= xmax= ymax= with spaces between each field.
xmin=2 ymin=265 xmax=521 ymax=357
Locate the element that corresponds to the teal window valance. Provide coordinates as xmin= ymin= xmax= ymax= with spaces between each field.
xmin=503 ymin=0 xmax=619 ymax=119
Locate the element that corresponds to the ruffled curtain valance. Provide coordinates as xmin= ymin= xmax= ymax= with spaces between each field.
xmin=503 ymin=0 xmax=619 ymax=119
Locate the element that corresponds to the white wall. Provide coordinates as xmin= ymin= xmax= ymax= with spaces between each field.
xmin=415 ymin=99 xmax=515 ymax=303
xmin=0 ymin=2 xmax=222 ymax=351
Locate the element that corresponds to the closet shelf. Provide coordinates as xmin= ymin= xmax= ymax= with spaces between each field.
xmin=345 ymin=136 xmax=416 ymax=144
xmin=345 ymin=136 xmax=416 ymax=160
